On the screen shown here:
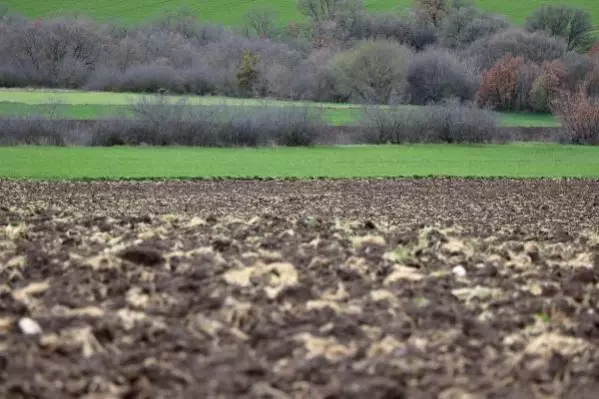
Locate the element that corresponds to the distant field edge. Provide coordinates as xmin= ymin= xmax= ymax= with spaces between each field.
xmin=2 ymin=176 xmax=599 ymax=182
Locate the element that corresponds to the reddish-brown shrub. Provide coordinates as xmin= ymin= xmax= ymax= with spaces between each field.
xmin=588 ymin=42 xmax=599 ymax=60
xmin=552 ymin=86 xmax=599 ymax=144
xmin=475 ymin=54 xmax=526 ymax=110
xmin=585 ymin=66 xmax=599 ymax=98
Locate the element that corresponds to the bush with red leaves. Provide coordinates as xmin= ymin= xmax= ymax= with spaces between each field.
xmin=475 ymin=54 xmax=540 ymax=111
xmin=552 ymin=86 xmax=599 ymax=144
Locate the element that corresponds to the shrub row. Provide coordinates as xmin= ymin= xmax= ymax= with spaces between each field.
xmin=0 ymin=99 xmax=542 ymax=146
xmin=358 ymin=100 xmax=504 ymax=144
xmin=0 ymin=102 xmax=327 ymax=147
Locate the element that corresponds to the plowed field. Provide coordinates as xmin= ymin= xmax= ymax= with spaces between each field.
xmin=2 ymin=179 xmax=599 ymax=398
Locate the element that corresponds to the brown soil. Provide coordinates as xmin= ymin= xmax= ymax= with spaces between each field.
xmin=1 ymin=178 xmax=599 ymax=398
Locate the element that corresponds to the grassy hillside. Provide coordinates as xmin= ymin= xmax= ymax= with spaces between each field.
xmin=3 ymin=0 xmax=598 ymax=26
xmin=2 ymin=144 xmax=599 ymax=179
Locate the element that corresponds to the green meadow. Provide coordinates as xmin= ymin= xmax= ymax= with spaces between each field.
xmin=4 ymin=0 xmax=599 ymax=25
xmin=2 ymin=144 xmax=598 ymax=180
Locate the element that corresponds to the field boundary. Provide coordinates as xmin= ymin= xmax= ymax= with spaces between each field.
xmin=2 ymin=175 xmax=599 ymax=182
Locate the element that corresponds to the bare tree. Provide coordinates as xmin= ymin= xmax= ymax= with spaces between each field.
xmin=4 ymin=18 xmax=105 ymax=86
xmin=439 ymin=4 xmax=508 ymax=49
xmin=468 ymin=28 xmax=567 ymax=70
xmin=297 ymin=0 xmax=362 ymax=22
xmin=525 ymin=6 xmax=595 ymax=52
xmin=405 ymin=49 xmax=479 ymax=104
xmin=414 ymin=0 xmax=448 ymax=27
xmin=242 ymin=7 xmax=278 ymax=38
xmin=332 ymin=39 xmax=412 ymax=104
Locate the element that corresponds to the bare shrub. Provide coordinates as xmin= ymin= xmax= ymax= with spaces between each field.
xmin=274 ymin=48 xmax=348 ymax=102
xmin=84 ymin=66 xmax=123 ymax=91
xmin=513 ymin=61 xmax=541 ymax=111
xmin=357 ymin=106 xmax=425 ymax=143
xmin=405 ymin=48 xmax=479 ymax=104
xmin=107 ymin=36 xmax=144 ymax=73
xmin=0 ymin=98 xmax=325 ymax=147
xmin=530 ymin=60 xmax=568 ymax=112
xmin=0 ymin=117 xmax=70 ymax=145
xmin=111 ymin=96 xmax=326 ymax=147
xmin=181 ymin=67 xmax=217 ymax=95
xmin=358 ymin=100 xmax=501 ymax=144
xmin=125 ymin=29 xmax=195 ymax=69
xmin=468 ymin=28 xmax=567 ymax=70
xmin=590 ymin=42 xmax=599 ymax=61
xmin=267 ymin=106 xmax=325 ymax=146
xmin=184 ymin=35 xmax=303 ymax=98
xmin=262 ymin=62 xmax=298 ymax=99
xmin=439 ymin=5 xmax=508 ymax=49
xmin=585 ymin=67 xmax=599 ymax=98
xmin=223 ymin=106 xmax=325 ymax=146
xmin=552 ymin=87 xmax=599 ymax=144
xmin=0 ymin=18 xmax=106 ymax=87
xmin=126 ymin=96 xmax=224 ymax=146
xmin=242 ymin=7 xmax=279 ymax=39
xmin=308 ymin=8 xmax=438 ymax=51
xmin=331 ymin=39 xmax=412 ymax=104
xmin=560 ymin=51 xmax=596 ymax=92
xmin=0 ymin=65 xmax=32 ymax=87
xmin=297 ymin=0 xmax=363 ymax=22
xmin=393 ymin=13 xmax=438 ymax=51
xmin=413 ymin=0 xmax=448 ymax=27
xmin=140 ymin=8 xmax=236 ymax=45
xmin=89 ymin=120 xmax=154 ymax=146
xmin=86 ymin=64 xmax=185 ymax=93
xmin=361 ymin=12 xmax=437 ymax=50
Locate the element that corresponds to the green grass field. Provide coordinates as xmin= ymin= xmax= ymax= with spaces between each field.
xmin=0 ymin=89 xmax=560 ymax=127
xmin=2 ymin=144 xmax=598 ymax=179
xmin=3 ymin=0 xmax=599 ymax=26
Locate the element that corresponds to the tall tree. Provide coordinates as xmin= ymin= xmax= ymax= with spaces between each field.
xmin=525 ymin=6 xmax=595 ymax=52
xmin=413 ymin=0 xmax=448 ymax=27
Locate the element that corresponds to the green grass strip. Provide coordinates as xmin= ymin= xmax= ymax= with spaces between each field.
xmin=3 ymin=0 xmax=599 ymax=26
xmin=1 ymin=144 xmax=598 ymax=180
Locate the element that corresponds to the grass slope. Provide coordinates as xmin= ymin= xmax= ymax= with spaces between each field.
xmin=2 ymin=144 xmax=599 ymax=179
xmin=0 ymin=89 xmax=559 ymax=127
xmin=3 ymin=0 xmax=598 ymax=25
